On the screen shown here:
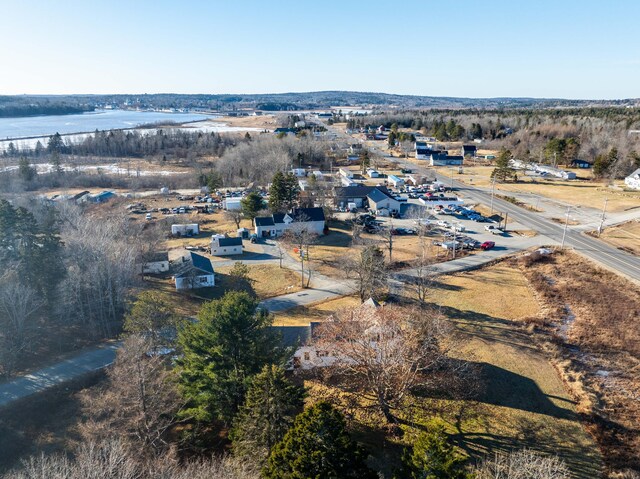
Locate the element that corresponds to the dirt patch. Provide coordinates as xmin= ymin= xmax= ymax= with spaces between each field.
xmin=515 ymin=251 xmax=640 ymax=476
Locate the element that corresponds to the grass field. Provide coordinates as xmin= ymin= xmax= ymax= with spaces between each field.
xmin=427 ymin=265 xmax=601 ymax=477
xmin=595 ymin=220 xmax=640 ymax=256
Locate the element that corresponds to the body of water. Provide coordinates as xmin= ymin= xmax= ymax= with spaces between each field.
xmin=0 ymin=109 xmax=213 ymax=140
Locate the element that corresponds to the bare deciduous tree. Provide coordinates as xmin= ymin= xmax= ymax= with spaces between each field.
xmin=80 ymin=336 xmax=183 ymax=454
xmin=313 ymin=304 xmax=451 ymax=424
xmin=11 ymin=438 xmax=258 ymax=479
xmin=224 ymin=209 xmax=244 ymax=230
xmin=281 ymin=216 xmax=317 ymax=288
xmin=343 ymin=245 xmax=388 ymax=302
xmin=474 ymin=449 xmax=571 ymax=479
xmin=0 ymin=271 xmax=44 ymax=377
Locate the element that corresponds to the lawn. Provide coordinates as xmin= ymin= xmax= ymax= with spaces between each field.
xmin=424 ymin=264 xmax=602 ymax=477
xmin=272 ymin=295 xmax=361 ymax=326
xmin=594 ymin=220 xmax=640 ymax=256
xmin=216 ymin=264 xmax=301 ymax=299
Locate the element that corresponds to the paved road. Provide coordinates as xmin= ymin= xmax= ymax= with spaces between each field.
xmin=0 ymin=343 xmax=120 ymax=408
xmin=323 ymin=120 xmax=640 ymax=282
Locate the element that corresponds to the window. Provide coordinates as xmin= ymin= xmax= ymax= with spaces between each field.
xmin=303 ymin=352 xmax=310 ymax=361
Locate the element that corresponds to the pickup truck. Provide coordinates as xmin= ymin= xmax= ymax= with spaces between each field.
xmin=484 ymin=224 xmax=502 ymax=235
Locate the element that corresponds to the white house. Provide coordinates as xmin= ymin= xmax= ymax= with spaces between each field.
xmin=173 ymin=252 xmax=215 ymax=290
xmin=211 ymin=236 xmax=243 ymax=256
xmin=386 ymin=175 xmax=405 ymax=188
xmin=290 ymin=168 xmax=306 ymax=177
xmin=341 ymin=176 xmax=357 ymax=187
xmin=367 ymin=187 xmax=401 ymax=214
xmin=223 ymin=198 xmax=242 ymax=210
xmin=366 ymin=168 xmax=380 ymax=178
xmin=414 ymin=141 xmax=432 ymax=160
xmin=430 ymin=154 xmax=463 ymax=166
xmin=171 ymin=223 xmax=199 ymax=236
xmin=625 ymin=168 xmax=640 ymax=190
xmin=535 ymin=164 xmax=577 ymax=180
xmin=141 ymin=252 xmax=170 ymax=274
xmin=339 ymin=168 xmax=354 ymax=179
xmin=254 ymin=207 xmax=326 ymax=238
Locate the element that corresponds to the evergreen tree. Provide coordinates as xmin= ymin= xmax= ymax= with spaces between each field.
xmin=123 ymin=291 xmax=179 ymax=350
xmin=241 ymin=191 xmax=265 ymax=225
xmin=47 ymin=132 xmax=64 ymax=154
xmin=388 ymin=130 xmax=397 ymax=147
xmin=18 ymin=157 xmax=36 ymax=182
xmin=269 ymin=171 xmax=300 ymax=213
xmin=231 ymin=365 xmax=305 ymax=465
xmin=490 ymin=148 xmax=516 ymax=182
xmin=395 ymin=422 xmax=471 ymax=479
xmin=263 ymin=402 xmax=377 ymax=479
xmin=175 ymin=291 xmax=284 ymax=423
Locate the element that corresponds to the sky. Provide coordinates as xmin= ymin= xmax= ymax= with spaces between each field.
xmin=1 ymin=0 xmax=639 ymax=99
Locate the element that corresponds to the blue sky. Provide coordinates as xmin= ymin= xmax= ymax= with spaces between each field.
xmin=1 ymin=0 xmax=638 ymax=99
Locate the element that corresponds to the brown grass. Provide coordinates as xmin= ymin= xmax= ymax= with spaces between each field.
xmin=594 ymin=220 xmax=640 ymax=256
xmin=516 ymin=251 xmax=640 ymax=476
xmin=273 ymin=296 xmax=361 ymax=326
xmin=216 ymin=264 xmax=302 ymax=299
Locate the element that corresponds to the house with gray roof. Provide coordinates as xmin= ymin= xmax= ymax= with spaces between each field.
xmin=211 ymin=236 xmax=243 ymax=256
xmin=254 ymin=207 xmax=326 ymax=238
xmin=173 ymin=252 xmax=215 ymax=290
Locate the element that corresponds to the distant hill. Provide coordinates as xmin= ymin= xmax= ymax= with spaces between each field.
xmin=1 ymin=92 xmax=639 ymax=117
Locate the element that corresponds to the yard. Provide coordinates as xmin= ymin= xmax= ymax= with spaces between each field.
xmin=593 ymin=220 xmax=640 ymax=256
xmin=273 ymin=295 xmax=361 ymax=326
xmin=318 ymin=263 xmax=603 ymax=477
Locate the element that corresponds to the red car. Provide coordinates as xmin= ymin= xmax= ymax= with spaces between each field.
xmin=480 ymin=241 xmax=495 ymax=250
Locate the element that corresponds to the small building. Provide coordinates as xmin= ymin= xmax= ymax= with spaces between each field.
xmin=414 ymin=141 xmax=432 ymax=160
xmin=429 ymin=154 xmax=463 ymax=166
xmin=571 ymin=159 xmax=592 ymax=169
xmin=274 ymin=127 xmax=296 ymax=136
xmin=311 ymin=170 xmax=324 ymax=179
xmin=341 ymin=176 xmax=357 ymax=187
xmin=625 ymin=168 xmax=640 ymax=190
xmin=141 ymin=252 xmax=170 ymax=274
xmin=254 ymin=207 xmax=326 ymax=238
xmin=334 ymin=185 xmax=376 ymax=209
xmin=366 ymin=168 xmax=380 ymax=178
xmin=386 ymin=175 xmax=405 ymax=188
xmin=419 ymin=196 xmax=465 ymax=208
xmin=211 ymin=236 xmax=243 ymax=256
xmin=237 ymin=227 xmax=250 ymax=239
xmin=367 ymin=187 xmax=401 ymax=214
xmin=223 ymin=198 xmax=242 ymax=210
xmin=291 ymin=168 xmax=306 ymax=177
xmin=347 ymin=154 xmax=360 ymax=162
xmin=535 ymin=164 xmax=577 ymax=180
xmin=174 ymin=252 xmax=215 ymax=290
xmin=461 ymin=145 xmax=477 ymax=158
xmin=339 ymin=168 xmax=354 ymax=179
xmin=171 ymin=223 xmax=200 ymax=236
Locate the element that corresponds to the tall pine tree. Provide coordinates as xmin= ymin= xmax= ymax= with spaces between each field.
xmin=231 ymin=365 xmax=305 ymax=465
xmin=176 ymin=291 xmax=284 ymax=423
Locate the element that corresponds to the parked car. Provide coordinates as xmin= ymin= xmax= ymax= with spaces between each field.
xmin=484 ymin=225 xmax=502 ymax=235
xmin=480 ymin=241 xmax=496 ymax=250
xmin=145 ymin=213 xmax=152 ymax=220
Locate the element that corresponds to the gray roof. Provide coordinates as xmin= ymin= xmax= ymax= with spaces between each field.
xmin=146 ymin=252 xmax=169 ymax=263
xmin=217 ymin=237 xmax=243 ymax=247
xmin=367 ymin=187 xmax=396 ymax=203
xmin=255 ymin=216 xmax=275 ymax=227
xmin=291 ymin=207 xmax=325 ymax=222
xmin=187 ymin=252 xmax=214 ymax=275
xmin=334 ymin=185 xmax=376 ymax=198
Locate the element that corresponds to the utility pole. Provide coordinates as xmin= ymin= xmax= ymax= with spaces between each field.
xmin=560 ymin=205 xmax=571 ymax=249
xmin=490 ymin=175 xmax=496 ymax=214
xmin=597 ymin=198 xmax=608 ymax=236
